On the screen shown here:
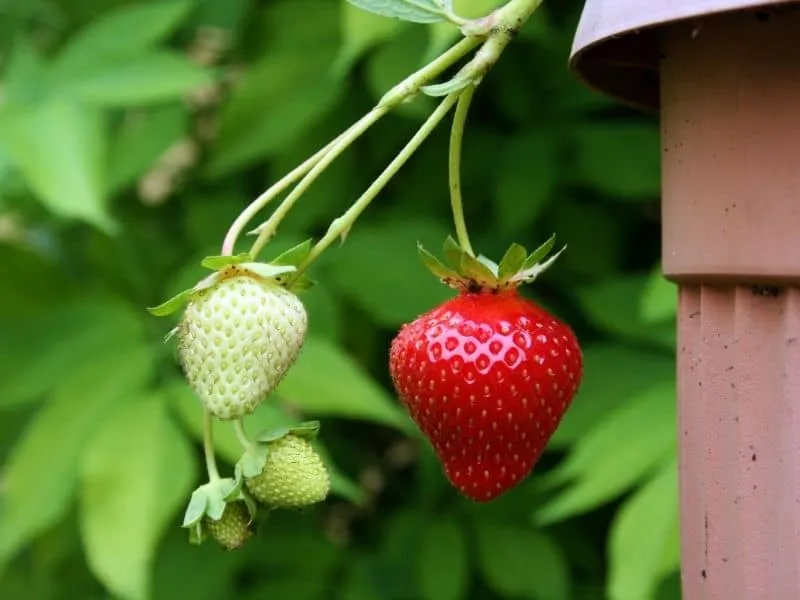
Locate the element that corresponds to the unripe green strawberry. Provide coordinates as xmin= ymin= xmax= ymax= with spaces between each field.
xmin=245 ymin=435 xmax=330 ymax=508
xmin=204 ymin=502 xmax=252 ymax=550
xmin=177 ymin=267 xmax=308 ymax=420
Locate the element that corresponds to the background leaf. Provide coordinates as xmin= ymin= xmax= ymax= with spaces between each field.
xmin=79 ymin=393 xmax=197 ymax=600
xmin=608 ymin=461 xmax=679 ymax=600
xmin=416 ymin=515 xmax=469 ymax=600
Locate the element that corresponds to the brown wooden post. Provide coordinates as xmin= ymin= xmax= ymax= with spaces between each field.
xmin=570 ymin=2 xmax=800 ymax=599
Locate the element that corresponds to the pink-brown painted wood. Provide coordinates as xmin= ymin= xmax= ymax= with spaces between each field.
xmin=662 ymin=11 xmax=800 ymax=598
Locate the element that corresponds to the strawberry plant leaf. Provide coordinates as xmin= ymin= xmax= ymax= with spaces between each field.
xmin=417 ymin=243 xmax=460 ymax=282
xmin=201 ymin=252 xmax=252 ymax=270
xmin=182 ymin=488 xmax=210 ymax=528
xmin=521 ymin=233 xmax=557 ymax=270
xmin=240 ymin=262 xmax=297 ymax=279
xmin=0 ymin=100 xmax=112 ymax=232
xmin=64 ymin=51 xmax=213 ymax=108
xmin=333 ymin=1 xmax=404 ymax=76
xmin=608 ymin=460 xmax=679 ymax=600
xmin=346 ymin=0 xmax=447 ymax=24
xmin=511 ymin=244 xmax=566 ymax=283
xmin=235 ymin=445 xmax=270 ymax=479
xmin=640 ymin=267 xmax=677 ymax=324
xmin=421 ymin=72 xmax=473 ymax=97
xmin=0 ymin=345 xmax=155 ymax=569
xmin=269 ymin=238 xmax=313 ymax=267
xmin=277 ymin=337 xmax=413 ymax=433
xmin=254 ymin=420 xmax=320 ymax=443
xmin=534 ymin=382 xmax=676 ymax=525
xmin=79 ymin=392 xmax=197 ymax=600
xmin=497 ymin=243 xmax=528 ymax=280
xmin=54 ymin=0 xmax=195 ymax=74
xmin=458 ymin=250 xmax=498 ymax=284
xmin=475 ymin=520 xmax=570 ymax=600
xmin=442 ymin=235 xmax=465 ymax=269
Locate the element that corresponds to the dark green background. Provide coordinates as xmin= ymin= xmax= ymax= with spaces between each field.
xmin=0 ymin=0 xmax=680 ymax=598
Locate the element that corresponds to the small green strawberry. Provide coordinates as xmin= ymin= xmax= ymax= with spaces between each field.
xmin=244 ymin=429 xmax=330 ymax=509
xmin=204 ymin=501 xmax=253 ymax=550
xmin=149 ymin=254 xmax=309 ymax=420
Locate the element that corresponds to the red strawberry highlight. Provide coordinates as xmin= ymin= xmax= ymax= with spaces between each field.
xmin=390 ymin=288 xmax=582 ymax=502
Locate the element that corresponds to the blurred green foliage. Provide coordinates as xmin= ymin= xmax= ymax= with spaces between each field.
xmin=0 ymin=0 xmax=680 ymax=599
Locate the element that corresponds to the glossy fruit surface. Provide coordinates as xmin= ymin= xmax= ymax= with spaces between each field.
xmin=389 ymin=289 xmax=582 ymax=501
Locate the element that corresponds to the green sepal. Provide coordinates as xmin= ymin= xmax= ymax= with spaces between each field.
xmin=235 ymin=444 xmax=270 ymax=479
xmin=284 ymin=274 xmax=316 ymax=293
xmin=521 ymin=234 xmax=556 ymax=271
xmin=497 ymin=243 xmax=528 ymax=281
xmin=255 ymin=420 xmax=321 ymax=443
xmin=187 ymin=521 xmax=205 ymax=546
xmin=181 ymin=477 xmax=239 ymax=528
xmin=201 ymin=252 xmax=251 ymax=270
xmin=147 ymin=272 xmax=221 ymax=317
xmin=422 ymin=73 xmax=474 ymax=97
xmin=510 ymin=243 xmax=567 ymax=284
xmin=239 ymin=262 xmax=297 ymax=279
xmin=417 ymin=243 xmax=460 ymax=283
xmin=442 ymin=235 xmax=463 ymax=269
xmin=270 ymin=239 xmax=313 ymax=267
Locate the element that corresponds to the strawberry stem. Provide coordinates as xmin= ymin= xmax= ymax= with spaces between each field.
xmin=448 ymin=84 xmax=477 ymax=257
xmin=203 ymin=411 xmax=221 ymax=482
xmin=287 ymin=91 xmax=462 ymax=283
xmin=233 ymin=418 xmax=253 ymax=451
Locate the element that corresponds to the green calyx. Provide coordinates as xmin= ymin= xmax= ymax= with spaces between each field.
xmin=181 ymin=476 xmax=257 ymax=546
xmin=418 ymin=234 xmax=565 ymax=292
xmin=234 ymin=420 xmax=321 ymax=480
xmin=147 ymin=240 xmax=317 ymax=318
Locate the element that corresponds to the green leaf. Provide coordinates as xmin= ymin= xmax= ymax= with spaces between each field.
xmin=575 ymin=275 xmax=676 ymax=351
xmin=235 ymin=444 xmax=270 ymax=479
xmin=0 ymin=295 xmax=148 ymax=410
xmin=65 ymin=52 xmax=212 ymax=107
xmin=0 ymin=345 xmax=155 ymax=568
xmin=521 ymin=234 xmax=556 ymax=270
xmin=277 ymin=337 xmax=412 ymax=433
xmin=422 ymin=73 xmax=473 ymax=97
xmin=535 ymin=383 xmax=676 ymax=525
xmin=148 ymin=272 xmax=219 ymax=316
xmin=326 ymin=219 xmax=453 ymax=327
xmin=0 ymin=100 xmax=111 ymax=231
xmin=107 ymin=103 xmax=188 ymax=194
xmin=55 ymin=0 xmax=195 ymax=74
xmin=550 ymin=344 xmax=675 ymax=449
xmin=494 ymin=131 xmax=559 ymax=234
xmin=417 ymin=243 xmax=460 ymax=283
xmin=79 ymin=392 xmax=197 ymax=600
xmin=269 ymin=239 xmax=313 ymax=267
xmin=206 ymin=48 xmax=341 ymax=178
xmin=641 ymin=267 xmax=677 ymax=324
xmin=255 ymin=420 xmax=321 ymax=443
xmin=416 ymin=516 xmax=468 ymax=600
xmin=239 ymin=262 xmax=297 ymax=279
xmin=497 ymin=243 xmax=528 ymax=281
xmin=608 ymin=461 xmax=679 ymax=600
xmin=200 ymin=252 xmax=251 ymax=269
xmin=475 ymin=520 xmax=570 ymax=600
xmin=347 ymin=0 xmax=447 ymax=23
xmin=574 ymin=121 xmax=661 ymax=200
xmin=333 ymin=1 xmax=404 ymax=75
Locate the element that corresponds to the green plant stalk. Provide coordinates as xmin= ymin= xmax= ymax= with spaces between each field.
xmin=233 ymin=419 xmax=252 ymax=451
xmin=248 ymin=105 xmax=389 ymax=258
xmin=379 ymin=36 xmax=481 ymax=107
xmin=220 ymin=134 xmax=343 ymax=256
xmin=203 ymin=411 xmax=221 ymax=482
xmin=288 ymin=92 xmax=462 ymax=283
xmin=448 ymin=84 xmax=477 ymax=256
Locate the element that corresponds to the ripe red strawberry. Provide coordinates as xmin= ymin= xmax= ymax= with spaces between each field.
xmin=389 ymin=236 xmax=583 ymax=502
